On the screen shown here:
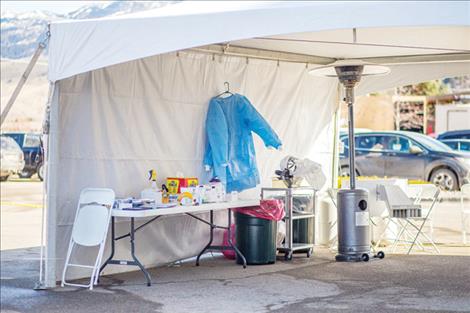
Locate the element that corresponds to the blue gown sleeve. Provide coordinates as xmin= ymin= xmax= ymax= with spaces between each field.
xmin=203 ymin=133 xmax=213 ymax=168
xmin=241 ymin=96 xmax=282 ymax=149
xmin=204 ymin=100 xmax=229 ymax=181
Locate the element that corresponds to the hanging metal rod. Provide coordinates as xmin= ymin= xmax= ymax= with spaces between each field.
xmin=188 ymin=44 xmax=470 ymax=67
xmin=190 ymin=44 xmax=336 ymax=65
xmin=253 ymin=37 xmax=470 ymax=53
xmin=359 ymin=53 xmax=470 ymax=65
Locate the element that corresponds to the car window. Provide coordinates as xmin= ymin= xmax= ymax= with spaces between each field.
xmin=442 ymin=133 xmax=470 ymax=140
xmin=387 ymin=136 xmax=411 ymax=152
xmin=340 ymin=137 xmax=349 ymax=156
xmin=443 ymin=141 xmax=458 ymax=150
xmin=460 ymin=141 xmax=470 ymax=152
xmin=23 ymin=134 xmax=40 ymax=148
xmin=356 ymin=135 xmax=386 ymax=152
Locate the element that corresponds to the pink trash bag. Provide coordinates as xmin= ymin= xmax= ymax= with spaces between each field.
xmin=222 ymin=224 xmax=236 ymax=259
xmin=233 ymin=199 xmax=285 ymax=221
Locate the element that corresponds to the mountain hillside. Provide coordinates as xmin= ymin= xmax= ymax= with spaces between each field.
xmin=1 ymin=1 xmax=177 ymax=132
xmin=1 ymin=1 xmax=176 ymax=59
xmin=1 ymin=59 xmax=48 ymax=131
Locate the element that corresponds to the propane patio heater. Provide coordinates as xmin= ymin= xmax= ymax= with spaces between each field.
xmin=310 ymin=60 xmax=390 ymax=261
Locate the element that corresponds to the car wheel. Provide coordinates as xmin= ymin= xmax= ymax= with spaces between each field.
xmin=339 ymin=166 xmax=360 ymax=177
xmin=18 ymin=171 xmax=33 ymax=179
xmin=0 ymin=175 xmax=9 ymax=182
xmin=430 ymin=168 xmax=458 ymax=191
xmin=37 ymin=163 xmax=44 ymax=181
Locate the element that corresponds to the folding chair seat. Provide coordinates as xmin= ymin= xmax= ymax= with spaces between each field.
xmin=376 ymin=184 xmax=440 ymax=254
xmin=61 ymin=188 xmax=115 ymax=290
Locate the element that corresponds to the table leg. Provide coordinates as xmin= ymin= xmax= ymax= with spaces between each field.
xmin=130 ymin=217 xmax=152 ymax=286
xmin=227 ymin=208 xmax=246 ymax=268
xmin=196 ymin=210 xmax=214 ymax=266
xmin=98 ymin=216 xmax=115 ymax=280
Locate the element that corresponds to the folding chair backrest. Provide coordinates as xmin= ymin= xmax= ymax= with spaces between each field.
xmin=406 ymin=184 xmax=423 ymax=200
xmin=72 ymin=188 xmax=115 ymax=247
xmin=417 ymin=184 xmax=439 ymax=201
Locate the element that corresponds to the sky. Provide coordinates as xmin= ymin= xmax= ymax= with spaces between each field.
xmin=1 ymin=1 xmax=111 ymax=14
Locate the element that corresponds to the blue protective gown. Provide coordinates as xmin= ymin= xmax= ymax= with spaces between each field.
xmin=203 ymin=94 xmax=282 ymax=192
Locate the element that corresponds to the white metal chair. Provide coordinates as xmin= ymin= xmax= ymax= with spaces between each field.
xmin=461 ymin=184 xmax=470 ymax=244
xmin=61 ymin=188 xmax=115 ymax=290
xmin=377 ymin=184 xmax=439 ymax=254
xmin=411 ymin=184 xmax=438 ymax=241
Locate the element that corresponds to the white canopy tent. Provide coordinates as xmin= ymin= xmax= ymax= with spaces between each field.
xmin=43 ymin=1 xmax=470 ymax=287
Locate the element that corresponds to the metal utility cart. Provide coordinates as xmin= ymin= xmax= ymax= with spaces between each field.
xmin=261 ymin=187 xmax=316 ymax=260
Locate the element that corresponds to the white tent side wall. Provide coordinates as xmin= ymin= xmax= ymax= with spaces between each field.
xmin=45 ymin=51 xmax=340 ymax=285
xmin=43 ymin=1 xmax=470 ymax=287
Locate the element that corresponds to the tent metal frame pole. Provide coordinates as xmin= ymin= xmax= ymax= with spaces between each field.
xmin=0 ymin=31 xmax=50 ymax=127
xmin=331 ymin=84 xmax=342 ymax=189
xmin=33 ymin=82 xmax=55 ymax=291
xmin=44 ymin=82 xmax=59 ymax=289
xmin=191 ymin=44 xmax=470 ymax=66
xmin=190 ymin=44 xmax=336 ymax=65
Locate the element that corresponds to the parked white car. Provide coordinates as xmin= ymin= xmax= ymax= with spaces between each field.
xmin=1 ymin=135 xmax=25 ymax=181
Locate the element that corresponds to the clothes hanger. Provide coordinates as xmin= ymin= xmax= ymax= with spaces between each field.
xmin=216 ymin=81 xmax=233 ymax=98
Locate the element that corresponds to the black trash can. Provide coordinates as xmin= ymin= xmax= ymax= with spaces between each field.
xmin=293 ymin=219 xmax=314 ymax=244
xmin=292 ymin=196 xmax=314 ymax=252
xmin=235 ymin=212 xmax=277 ymax=265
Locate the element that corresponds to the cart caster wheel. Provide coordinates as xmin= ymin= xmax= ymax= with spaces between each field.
xmin=284 ymin=253 xmax=293 ymax=261
xmin=243 ymin=265 xmax=247 ymax=269
xmin=361 ymin=253 xmax=370 ymax=262
xmin=196 ymin=263 xmax=200 ymax=267
xmin=377 ymin=251 xmax=385 ymax=259
xmin=307 ymin=248 xmax=313 ymax=258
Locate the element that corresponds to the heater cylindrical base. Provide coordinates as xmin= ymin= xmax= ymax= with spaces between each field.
xmin=336 ymin=189 xmax=371 ymax=262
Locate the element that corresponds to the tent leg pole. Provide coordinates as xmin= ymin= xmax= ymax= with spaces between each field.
xmin=0 ymin=32 xmax=49 ymax=126
xmin=34 ymin=82 xmax=54 ymax=291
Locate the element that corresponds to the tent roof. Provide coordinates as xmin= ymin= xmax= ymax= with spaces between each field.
xmin=48 ymin=1 xmax=470 ymax=81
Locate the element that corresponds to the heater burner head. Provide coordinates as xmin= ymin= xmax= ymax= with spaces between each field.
xmin=334 ymin=65 xmax=364 ymax=87
xmin=309 ymin=60 xmax=390 ymax=85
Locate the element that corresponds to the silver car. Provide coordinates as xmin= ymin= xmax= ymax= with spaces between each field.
xmin=1 ymin=135 xmax=25 ymax=181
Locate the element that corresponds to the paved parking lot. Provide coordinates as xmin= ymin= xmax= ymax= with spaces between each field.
xmin=1 ymin=181 xmax=469 ymax=313
xmin=1 ymin=246 xmax=470 ymax=313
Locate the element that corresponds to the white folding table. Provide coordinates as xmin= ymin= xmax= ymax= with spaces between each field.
xmin=99 ymin=200 xmax=259 ymax=286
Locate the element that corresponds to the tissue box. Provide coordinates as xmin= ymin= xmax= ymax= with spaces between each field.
xmin=166 ymin=177 xmax=199 ymax=194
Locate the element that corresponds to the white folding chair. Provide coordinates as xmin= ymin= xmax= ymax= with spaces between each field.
xmin=61 ymin=188 xmax=115 ymax=290
xmin=377 ymin=184 xmax=439 ymax=254
xmin=412 ymin=184 xmax=438 ymax=241
xmin=461 ymin=184 xmax=470 ymax=244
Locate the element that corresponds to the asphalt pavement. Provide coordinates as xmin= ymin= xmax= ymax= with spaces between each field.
xmin=1 ymin=247 xmax=470 ymax=313
xmin=1 ymin=180 xmax=470 ymax=313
